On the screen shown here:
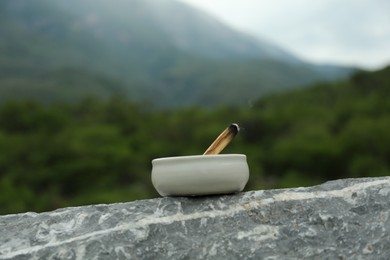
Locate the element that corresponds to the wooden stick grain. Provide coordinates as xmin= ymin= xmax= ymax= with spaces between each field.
xmin=203 ymin=124 xmax=239 ymax=155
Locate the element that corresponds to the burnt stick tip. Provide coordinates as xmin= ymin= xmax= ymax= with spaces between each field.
xmin=203 ymin=123 xmax=240 ymax=155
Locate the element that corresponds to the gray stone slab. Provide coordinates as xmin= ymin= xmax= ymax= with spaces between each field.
xmin=1 ymin=177 xmax=390 ymax=259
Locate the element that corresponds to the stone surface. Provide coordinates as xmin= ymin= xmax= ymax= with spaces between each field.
xmin=1 ymin=177 xmax=390 ymax=259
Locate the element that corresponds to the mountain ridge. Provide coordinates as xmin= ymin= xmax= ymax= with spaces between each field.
xmin=0 ymin=0 xmax=355 ymax=107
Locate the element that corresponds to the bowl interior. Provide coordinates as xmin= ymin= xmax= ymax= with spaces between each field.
xmin=152 ymin=154 xmax=246 ymax=165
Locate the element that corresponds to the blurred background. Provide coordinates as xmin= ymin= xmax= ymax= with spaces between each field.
xmin=0 ymin=0 xmax=389 ymax=214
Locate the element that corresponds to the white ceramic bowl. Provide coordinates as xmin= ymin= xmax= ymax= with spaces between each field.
xmin=151 ymin=154 xmax=249 ymax=196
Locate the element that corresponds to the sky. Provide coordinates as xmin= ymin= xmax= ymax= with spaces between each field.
xmin=179 ymin=0 xmax=390 ymax=69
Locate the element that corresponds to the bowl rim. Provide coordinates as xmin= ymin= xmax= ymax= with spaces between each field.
xmin=152 ymin=154 xmax=246 ymax=164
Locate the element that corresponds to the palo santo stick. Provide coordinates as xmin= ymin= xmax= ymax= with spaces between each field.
xmin=203 ymin=123 xmax=240 ymax=155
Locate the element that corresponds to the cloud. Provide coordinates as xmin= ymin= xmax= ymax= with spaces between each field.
xmin=179 ymin=0 xmax=390 ymax=68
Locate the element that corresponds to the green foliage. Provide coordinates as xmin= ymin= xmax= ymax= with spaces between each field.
xmin=0 ymin=66 xmax=389 ymax=215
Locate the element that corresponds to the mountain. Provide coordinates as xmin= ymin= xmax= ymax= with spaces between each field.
xmin=0 ymin=0 xmax=355 ymax=107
